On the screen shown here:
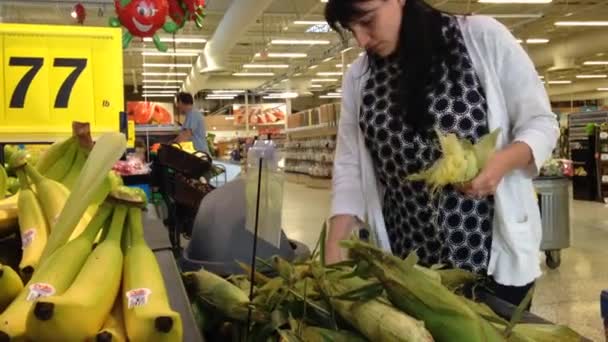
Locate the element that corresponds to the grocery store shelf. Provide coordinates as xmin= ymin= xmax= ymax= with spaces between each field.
xmin=285 ymin=172 xmax=332 ymax=189
xmin=285 ymin=125 xmax=337 ymax=139
xmin=285 ymin=157 xmax=333 ymax=164
xmin=136 ymin=125 xmax=181 ymax=134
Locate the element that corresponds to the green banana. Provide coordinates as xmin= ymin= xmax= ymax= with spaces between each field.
xmin=35 ymin=137 xmax=77 ymax=176
xmin=61 ymin=147 xmax=87 ymax=190
xmin=0 ymin=204 xmax=112 ymax=340
xmin=24 ymin=164 xmax=70 ymax=229
xmin=0 ymin=264 xmax=23 ymax=312
xmin=15 ymin=169 xmax=49 ymax=277
xmin=123 ymin=207 xmax=182 ymax=342
xmin=0 ymin=165 xmax=7 ymax=198
xmin=27 ymin=205 xmax=127 ymax=341
xmin=44 ymin=141 xmax=78 ymax=182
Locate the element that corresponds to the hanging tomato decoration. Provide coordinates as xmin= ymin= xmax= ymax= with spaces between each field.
xmin=168 ymin=0 xmax=187 ymax=28
xmin=109 ymin=0 xmax=179 ymax=52
xmin=71 ymin=3 xmax=86 ymax=24
xmin=181 ymin=0 xmax=206 ymax=28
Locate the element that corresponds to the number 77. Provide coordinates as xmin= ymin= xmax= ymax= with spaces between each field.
xmin=8 ymin=57 xmax=88 ymax=109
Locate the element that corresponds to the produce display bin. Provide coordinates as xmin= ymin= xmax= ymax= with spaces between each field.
xmin=533 ymin=176 xmax=571 ymax=269
xmin=142 ymin=212 xmax=204 ymax=342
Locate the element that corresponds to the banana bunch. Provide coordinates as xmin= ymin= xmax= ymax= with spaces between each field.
xmin=5 ymin=188 xmax=181 ymax=342
xmin=0 ymin=136 xmax=88 ymax=236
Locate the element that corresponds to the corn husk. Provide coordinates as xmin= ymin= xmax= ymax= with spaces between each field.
xmin=301 ymin=326 xmax=368 ymax=342
xmin=408 ymin=129 xmax=501 ymax=192
xmin=342 ymin=240 xmax=505 ymax=342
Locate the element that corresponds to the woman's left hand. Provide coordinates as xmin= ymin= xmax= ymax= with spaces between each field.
xmin=459 ymin=142 xmax=534 ymax=198
xmin=460 ymin=153 xmax=508 ymax=197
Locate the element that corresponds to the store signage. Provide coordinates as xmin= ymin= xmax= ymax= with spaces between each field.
xmin=0 ymin=23 xmax=124 ymax=139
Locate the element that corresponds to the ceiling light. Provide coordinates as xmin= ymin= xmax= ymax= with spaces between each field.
xmin=212 ymin=90 xmax=246 ymax=94
xmin=263 ymin=92 xmax=299 ymax=99
xmin=479 ymin=0 xmax=551 ymax=3
xmin=142 ymin=94 xmax=176 ymax=98
xmin=311 ymin=78 xmax=338 ymax=82
xmin=311 ymin=84 xmax=323 ymax=88
xmin=143 ymin=63 xmax=192 ymax=68
xmin=516 ymin=39 xmax=523 ymax=43
xmin=293 ymin=20 xmax=327 ymax=25
xmin=576 ymin=74 xmax=607 ymax=79
xmin=539 ymin=75 xmax=545 ymax=79
xmin=207 ymin=94 xmax=239 ymax=97
xmin=271 ymin=39 xmax=330 ymax=45
xmin=142 ymin=90 xmax=176 ymax=94
xmin=309 ymin=65 xmax=319 ymax=70
xmin=336 ymin=64 xmax=352 ymax=68
xmin=320 ymin=95 xmax=341 ymax=99
xmin=243 ymin=64 xmax=289 ymax=68
xmin=254 ymin=53 xmax=307 ymax=58
xmin=206 ymin=96 xmax=235 ymax=100
xmin=547 ymin=80 xmax=572 ymax=84
xmin=143 ymin=37 xmax=207 ymax=43
xmin=584 ymin=61 xmax=608 ymax=65
xmin=233 ymin=72 xmax=275 ymax=76
xmin=597 ymin=88 xmax=608 ymax=91
xmin=142 ymin=72 xmax=187 ymax=76
xmin=294 ymin=73 xmax=302 ymax=76
xmin=142 ymin=85 xmax=181 ymax=89
xmin=142 ymin=79 xmax=184 ymax=83
xmin=317 ymin=72 xmax=342 ymax=76
xmin=321 ymin=0 xmax=328 ymax=2
xmin=326 ymin=92 xmax=341 ymax=96
xmin=323 ymin=57 xmax=334 ymax=62
xmin=482 ymin=13 xmax=543 ymax=18
xmin=526 ymin=38 xmax=549 ymax=44
xmin=341 ymin=47 xmax=354 ymax=53
xmin=555 ymin=21 xmax=608 ymax=26
xmin=142 ymin=51 xmax=201 ymax=57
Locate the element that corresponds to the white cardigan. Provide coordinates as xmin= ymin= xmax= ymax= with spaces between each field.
xmin=331 ymin=15 xmax=559 ymax=286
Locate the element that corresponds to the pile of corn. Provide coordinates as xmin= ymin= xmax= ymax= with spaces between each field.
xmin=182 ymin=237 xmax=582 ymax=342
xmin=408 ymin=129 xmax=501 ymax=192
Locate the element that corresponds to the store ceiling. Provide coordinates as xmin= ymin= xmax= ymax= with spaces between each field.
xmin=1 ymin=0 xmax=608 ymax=100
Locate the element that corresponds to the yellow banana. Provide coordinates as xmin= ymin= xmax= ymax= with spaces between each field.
xmin=15 ymin=169 xmax=49 ymax=278
xmin=27 ymin=205 xmax=127 ymax=341
xmin=35 ymin=137 xmax=77 ymax=176
xmin=123 ymin=207 xmax=182 ymax=342
xmin=44 ymin=140 xmax=78 ymax=183
xmin=40 ymin=132 xmax=126 ymax=261
xmin=0 ymin=264 xmax=23 ymax=312
xmin=24 ymin=164 xmax=69 ymax=229
xmin=0 ymin=204 xmax=112 ymax=340
xmin=61 ymin=147 xmax=87 ymax=190
xmin=96 ymin=298 xmax=127 ymax=342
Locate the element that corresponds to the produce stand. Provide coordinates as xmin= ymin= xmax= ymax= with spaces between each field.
xmin=141 ymin=210 xmax=204 ymax=342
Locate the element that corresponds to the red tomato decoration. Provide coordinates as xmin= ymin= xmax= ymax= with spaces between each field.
xmin=168 ymin=0 xmax=186 ymax=28
xmin=151 ymin=105 xmax=173 ymax=124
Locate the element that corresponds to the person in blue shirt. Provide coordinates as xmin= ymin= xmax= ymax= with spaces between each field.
xmin=174 ymin=92 xmax=209 ymax=154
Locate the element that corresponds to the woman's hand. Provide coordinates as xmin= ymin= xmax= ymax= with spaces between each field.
xmin=460 ymin=142 xmax=534 ymax=198
xmin=325 ymin=215 xmax=358 ymax=265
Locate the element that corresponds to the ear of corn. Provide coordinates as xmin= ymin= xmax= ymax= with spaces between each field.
xmin=341 ymin=240 xmax=505 ymax=342
xmin=301 ymin=326 xmax=368 ymax=342
xmin=39 ymin=132 xmax=126 ymax=261
xmin=408 ymin=129 xmax=501 ymax=191
xmin=312 ymin=264 xmax=434 ymax=342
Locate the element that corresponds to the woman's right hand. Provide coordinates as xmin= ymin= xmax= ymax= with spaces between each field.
xmin=325 ymin=215 xmax=358 ymax=265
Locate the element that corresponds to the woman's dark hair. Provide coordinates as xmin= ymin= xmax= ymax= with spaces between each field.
xmin=176 ymin=92 xmax=194 ymax=105
xmin=325 ymin=0 xmax=448 ymax=133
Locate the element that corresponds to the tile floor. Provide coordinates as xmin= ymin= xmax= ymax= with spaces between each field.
xmin=281 ymin=181 xmax=608 ymax=341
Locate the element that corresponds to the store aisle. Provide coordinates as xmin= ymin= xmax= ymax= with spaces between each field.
xmin=281 ymin=182 xmax=608 ymax=340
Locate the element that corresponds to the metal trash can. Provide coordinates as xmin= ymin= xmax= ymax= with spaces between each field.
xmin=533 ymin=176 xmax=571 ymax=269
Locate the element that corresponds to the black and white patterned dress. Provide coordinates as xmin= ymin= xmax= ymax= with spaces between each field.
xmin=359 ymin=14 xmax=494 ymax=274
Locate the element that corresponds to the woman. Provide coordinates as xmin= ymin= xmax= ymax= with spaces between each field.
xmin=325 ymin=0 xmax=559 ymax=307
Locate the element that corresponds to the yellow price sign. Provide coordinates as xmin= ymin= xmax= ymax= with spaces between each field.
xmin=0 ymin=23 xmax=124 ymax=140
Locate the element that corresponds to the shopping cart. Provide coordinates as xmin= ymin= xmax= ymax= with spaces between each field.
xmin=154 ymin=144 xmax=217 ymax=254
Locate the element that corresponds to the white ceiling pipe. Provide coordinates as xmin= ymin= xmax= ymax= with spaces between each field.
xmin=528 ymin=29 xmax=608 ymax=69
xmin=196 ymin=0 xmax=274 ymax=75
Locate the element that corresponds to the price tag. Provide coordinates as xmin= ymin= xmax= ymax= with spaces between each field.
xmin=125 ymin=288 xmax=152 ymax=309
xmin=26 ymin=283 xmax=56 ymax=302
xmin=0 ymin=23 xmax=124 ymax=138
